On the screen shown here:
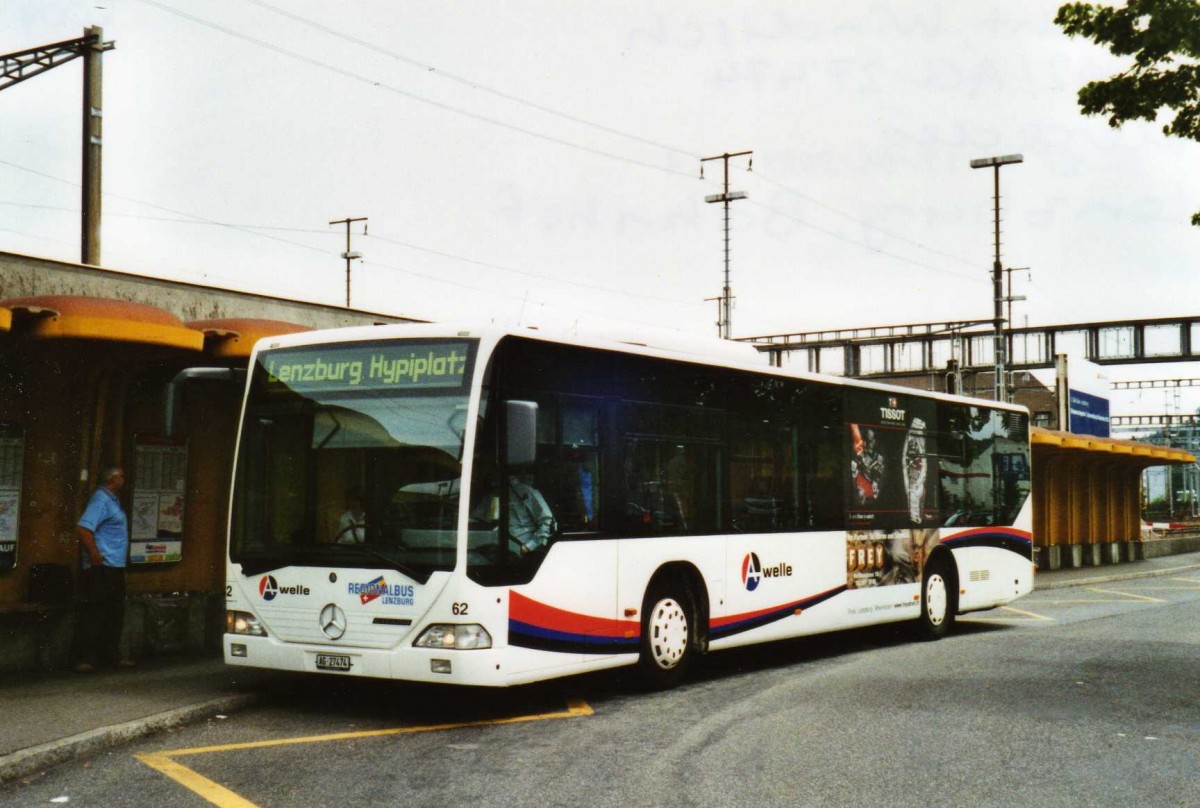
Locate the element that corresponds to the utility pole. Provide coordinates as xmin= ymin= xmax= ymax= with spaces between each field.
xmin=81 ymin=26 xmax=111 ymax=266
xmin=701 ymin=150 xmax=752 ymax=340
xmin=970 ymin=153 xmax=1023 ymax=402
xmin=0 ymin=27 xmax=115 ymax=265
xmin=329 ymin=216 xmax=367 ymax=307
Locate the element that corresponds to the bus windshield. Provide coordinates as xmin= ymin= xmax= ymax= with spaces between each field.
xmin=229 ymin=339 xmax=476 ymax=583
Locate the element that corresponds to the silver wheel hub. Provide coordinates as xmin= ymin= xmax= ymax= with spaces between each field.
xmin=648 ymin=597 xmax=689 ymax=670
xmin=926 ymin=573 xmax=947 ymax=627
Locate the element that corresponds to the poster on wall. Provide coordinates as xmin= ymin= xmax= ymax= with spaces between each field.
xmin=0 ymin=423 xmax=25 ymax=571
xmin=130 ymin=439 xmax=187 ymax=564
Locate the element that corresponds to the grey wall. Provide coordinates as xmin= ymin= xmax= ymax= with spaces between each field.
xmin=0 ymin=251 xmax=424 ymax=328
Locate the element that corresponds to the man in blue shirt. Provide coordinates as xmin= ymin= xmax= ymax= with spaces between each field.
xmin=74 ymin=464 xmax=135 ymax=672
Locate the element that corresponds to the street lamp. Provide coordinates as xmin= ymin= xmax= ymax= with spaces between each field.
xmin=970 ymin=153 xmax=1023 ymax=401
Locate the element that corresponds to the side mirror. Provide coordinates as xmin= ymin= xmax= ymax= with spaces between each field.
xmin=506 ymin=401 xmax=538 ymax=466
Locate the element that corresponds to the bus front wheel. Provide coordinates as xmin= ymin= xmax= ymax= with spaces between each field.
xmin=916 ymin=559 xmax=955 ymax=640
xmin=638 ymin=580 xmax=695 ymax=688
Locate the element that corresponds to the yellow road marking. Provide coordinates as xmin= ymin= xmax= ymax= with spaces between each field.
xmin=963 ymin=605 xmax=1055 ymax=622
xmin=1086 ymin=587 xmax=1165 ymax=603
xmin=137 ymin=698 xmax=592 ymax=808
xmin=1031 ymin=599 xmax=1145 ymax=604
xmin=135 ymin=753 xmax=258 ymax=808
xmin=1125 ymin=564 xmax=1200 ymax=577
xmin=998 ymin=605 xmax=1056 ymax=621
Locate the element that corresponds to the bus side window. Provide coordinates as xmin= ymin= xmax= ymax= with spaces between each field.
xmin=729 ymin=426 xmax=795 ymax=533
xmin=556 ymin=402 xmax=600 ymax=532
xmin=623 ymin=438 xmax=718 ymax=535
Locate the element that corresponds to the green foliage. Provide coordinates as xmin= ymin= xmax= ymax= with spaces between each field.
xmin=1055 ymin=0 xmax=1200 ymax=225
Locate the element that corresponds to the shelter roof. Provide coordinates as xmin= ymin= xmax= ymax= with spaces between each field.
xmin=185 ymin=318 xmax=312 ymax=359
xmin=1 ymin=295 xmax=203 ymax=351
xmin=1031 ymin=427 xmax=1194 ymax=465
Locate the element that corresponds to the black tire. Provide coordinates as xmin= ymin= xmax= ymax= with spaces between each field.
xmin=637 ymin=579 xmax=696 ymax=689
xmin=916 ymin=558 xmax=956 ymax=640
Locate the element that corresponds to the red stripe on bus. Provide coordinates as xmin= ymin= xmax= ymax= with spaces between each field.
xmin=941 ymin=526 xmax=1032 ymax=541
xmin=509 ymin=591 xmax=640 ymax=637
xmin=710 ymin=585 xmax=844 ymax=630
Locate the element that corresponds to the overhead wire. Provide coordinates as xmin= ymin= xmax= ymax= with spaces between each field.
xmin=358 ymin=255 xmax=698 ymax=331
xmin=364 ymin=232 xmax=704 ymax=307
xmin=237 ymin=0 xmax=698 ymax=160
xmin=238 ymin=0 xmax=993 ymax=287
xmin=133 ymin=0 xmax=696 ymax=179
xmin=746 ymin=198 xmax=980 ymax=282
xmin=0 ymin=200 xmax=329 ymax=232
xmin=5 ymin=6 xmax=1036 ymax=324
xmin=0 ymin=160 xmax=706 ymax=310
xmin=0 ymin=159 xmax=332 ymax=257
xmin=750 ymin=171 xmax=979 ymax=270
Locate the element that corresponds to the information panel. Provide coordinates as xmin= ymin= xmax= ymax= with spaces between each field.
xmin=0 ymin=423 xmax=25 ymax=570
xmin=261 ymin=341 xmax=472 ymax=394
xmin=1060 ymin=356 xmax=1111 ymax=438
xmin=130 ymin=440 xmax=188 ymax=564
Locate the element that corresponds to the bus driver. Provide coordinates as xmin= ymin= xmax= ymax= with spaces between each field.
xmin=473 ymin=475 xmax=554 ymax=554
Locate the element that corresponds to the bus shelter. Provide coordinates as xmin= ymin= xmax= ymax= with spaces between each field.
xmin=0 ymin=294 xmax=310 ymax=671
xmin=1031 ymin=427 xmax=1194 ymax=569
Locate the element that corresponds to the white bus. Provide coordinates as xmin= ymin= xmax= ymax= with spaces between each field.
xmin=224 ymin=324 xmax=1033 ymax=687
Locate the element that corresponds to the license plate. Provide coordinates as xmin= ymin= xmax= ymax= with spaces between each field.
xmin=315 ymin=653 xmax=352 ymax=671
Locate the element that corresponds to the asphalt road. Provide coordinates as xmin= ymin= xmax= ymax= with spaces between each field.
xmin=5 ymin=575 xmax=1199 ymax=808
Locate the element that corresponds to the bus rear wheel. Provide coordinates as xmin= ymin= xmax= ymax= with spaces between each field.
xmin=638 ymin=581 xmax=695 ymax=688
xmin=916 ymin=559 xmax=955 ymax=640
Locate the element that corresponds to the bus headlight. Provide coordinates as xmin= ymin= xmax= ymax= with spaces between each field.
xmin=414 ymin=623 xmax=492 ymax=650
xmin=226 ymin=610 xmax=268 ymax=637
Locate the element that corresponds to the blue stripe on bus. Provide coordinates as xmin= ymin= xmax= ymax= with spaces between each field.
xmin=940 ymin=528 xmax=1033 ymax=560
xmin=709 ymin=585 xmax=846 ymax=641
xmin=508 ymin=620 xmax=640 ymax=655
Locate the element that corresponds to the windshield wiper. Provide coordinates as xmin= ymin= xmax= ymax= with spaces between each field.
xmin=237 ymin=549 xmax=298 ymax=577
xmin=237 ymin=545 xmax=433 ymax=584
xmin=332 ymin=545 xmax=432 ymax=585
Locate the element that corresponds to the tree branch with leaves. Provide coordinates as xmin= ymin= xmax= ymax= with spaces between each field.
xmin=1055 ymin=0 xmax=1200 ymax=225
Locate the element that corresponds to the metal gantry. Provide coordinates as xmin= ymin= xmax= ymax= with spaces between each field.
xmin=1112 ymin=379 xmax=1200 ymax=390
xmin=1112 ymin=414 xmax=1200 ymax=428
xmin=743 ymin=315 xmax=1200 ymax=378
xmin=1 ymin=35 xmax=95 ymax=90
xmin=1 ymin=27 xmax=116 ymax=265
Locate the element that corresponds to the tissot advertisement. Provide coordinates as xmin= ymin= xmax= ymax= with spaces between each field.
xmin=845 ymin=392 xmax=937 ymax=531
xmin=130 ymin=439 xmax=188 ymax=564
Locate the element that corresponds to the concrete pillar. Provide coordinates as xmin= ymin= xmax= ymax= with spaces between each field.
xmin=1037 ymin=544 xmax=1062 ymax=571
xmin=1069 ymin=455 xmax=1091 ymax=563
xmin=1087 ymin=460 xmax=1108 ymax=545
xmin=1047 ymin=456 xmax=1070 ymax=550
xmin=1032 ymin=452 xmax=1053 ymax=556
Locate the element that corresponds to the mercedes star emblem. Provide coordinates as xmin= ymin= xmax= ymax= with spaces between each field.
xmin=319 ymin=603 xmax=347 ymax=640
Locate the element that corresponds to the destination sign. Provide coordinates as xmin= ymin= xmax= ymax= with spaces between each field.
xmin=261 ymin=341 xmax=471 ymax=393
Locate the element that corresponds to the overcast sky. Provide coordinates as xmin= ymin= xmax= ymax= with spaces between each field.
xmin=3 ymin=1 xmax=1199 ymax=417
